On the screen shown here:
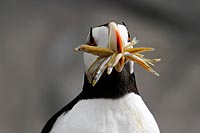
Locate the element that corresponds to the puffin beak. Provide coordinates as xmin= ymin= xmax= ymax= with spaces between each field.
xmin=108 ymin=22 xmax=125 ymax=72
xmin=74 ymin=22 xmax=160 ymax=85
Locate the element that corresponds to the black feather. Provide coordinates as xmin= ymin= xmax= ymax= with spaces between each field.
xmin=41 ymin=63 xmax=138 ymax=132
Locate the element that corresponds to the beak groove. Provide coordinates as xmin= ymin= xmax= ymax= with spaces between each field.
xmin=115 ymin=30 xmax=123 ymax=53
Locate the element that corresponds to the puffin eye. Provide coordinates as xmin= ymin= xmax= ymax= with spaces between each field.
xmin=128 ymin=31 xmax=131 ymax=42
xmin=88 ymin=27 xmax=97 ymax=46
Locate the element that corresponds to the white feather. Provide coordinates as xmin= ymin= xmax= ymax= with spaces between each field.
xmin=50 ymin=93 xmax=160 ymax=133
xmin=84 ymin=26 xmax=108 ymax=73
xmin=84 ymin=53 xmax=98 ymax=73
xmin=92 ymin=26 xmax=109 ymax=48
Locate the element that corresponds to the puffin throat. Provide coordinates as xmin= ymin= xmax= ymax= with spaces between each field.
xmin=82 ymin=64 xmax=139 ymax=99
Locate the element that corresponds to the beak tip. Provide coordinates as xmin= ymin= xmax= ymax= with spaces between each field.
xmin=74 ymin=47 xmax=80 ymax=51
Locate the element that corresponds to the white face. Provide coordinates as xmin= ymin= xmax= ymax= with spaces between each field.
xmin=84 ymin=22 xmax=134 ymax=74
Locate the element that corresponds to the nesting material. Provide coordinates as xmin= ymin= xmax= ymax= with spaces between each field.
xmin=74 ymin=38 xmax=160 ymax=86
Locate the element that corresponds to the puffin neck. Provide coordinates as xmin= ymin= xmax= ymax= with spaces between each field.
xmin=82 ymin=64 xmax=139 ymax=99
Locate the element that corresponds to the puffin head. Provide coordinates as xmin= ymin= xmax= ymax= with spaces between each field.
xmin=84 ymin=22 xmax=133 ymax=75
xmin=75 ymin=22 xmax=160 ymax=86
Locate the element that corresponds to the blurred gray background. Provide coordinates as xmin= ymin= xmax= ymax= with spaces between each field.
xmin=0 ymin=0 xmax=200 ymax=133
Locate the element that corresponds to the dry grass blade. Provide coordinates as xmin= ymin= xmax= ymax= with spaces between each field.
xmin=87 ymin=56 xmax=105 ymax=83
xmin=124 ymin=52 xmax=159 ymax=76
xmin=124 ymin=37 xmax=139 ymax=49
xmin=75 ymin=39 xmax=160 ymax=86
xmin=107 ymin=53 xmax=117 ymax=74
xmin=135 ymin=53 xmax=144 ymax=58
xmin=74 ymin=44 xmax=114 ymax=57
xmin=112 ymin=53 xmax=123 ymax=67
xmin=91 ymin=56 xmax=111 ymax=86
xmin=124 ymin=47 xmax=154 ymax=53
xmin=143 ymin=58 xmax=161 ymax=63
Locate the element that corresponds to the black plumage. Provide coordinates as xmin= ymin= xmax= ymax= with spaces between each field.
xmin=41 ymin=63 xmax=138 ymax=133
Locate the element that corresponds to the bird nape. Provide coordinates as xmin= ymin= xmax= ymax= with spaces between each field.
xmin=41 ymin=22 xmax=160 ymax=133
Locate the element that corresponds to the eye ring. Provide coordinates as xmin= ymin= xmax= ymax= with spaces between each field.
xmin=88 ymin=27 xmax=97 ymax=46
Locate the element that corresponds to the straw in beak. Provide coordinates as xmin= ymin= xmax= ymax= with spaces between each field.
xmin=74 ymin=22 xmax=160 ymax=86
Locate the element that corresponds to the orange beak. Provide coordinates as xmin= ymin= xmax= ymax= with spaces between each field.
xmin=108 ymin=22 xmax=125 ymax=72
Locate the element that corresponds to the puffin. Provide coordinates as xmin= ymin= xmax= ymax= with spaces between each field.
xmin=41 ymin=22 xmax=160 ymax=133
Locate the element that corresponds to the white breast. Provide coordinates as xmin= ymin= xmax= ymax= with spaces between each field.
xmin=50 ymin=93 xmax=160 ymax=133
